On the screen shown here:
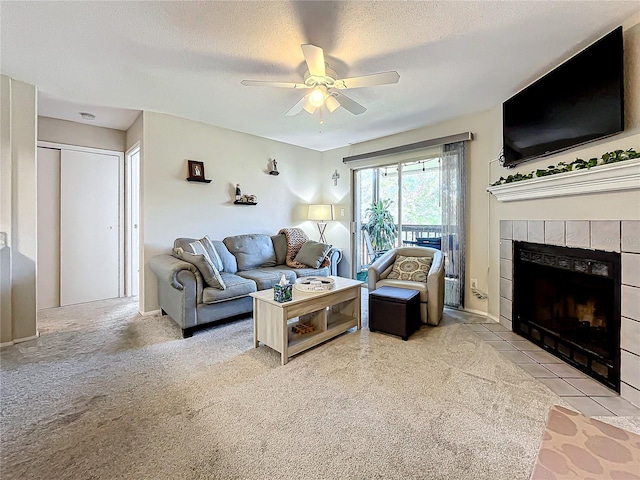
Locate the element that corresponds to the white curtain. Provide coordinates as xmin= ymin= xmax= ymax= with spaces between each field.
xmin=440 ymin=141 xmax=466 ymax=307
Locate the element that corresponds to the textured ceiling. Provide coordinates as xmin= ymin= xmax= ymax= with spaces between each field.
xmin=1 ymin=1 xmax=637 ymax=151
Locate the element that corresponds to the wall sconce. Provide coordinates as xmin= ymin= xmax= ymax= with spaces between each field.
xmin=308 ymin=204 xmax=334 ymax=243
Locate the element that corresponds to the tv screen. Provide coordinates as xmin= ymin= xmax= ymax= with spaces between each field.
xmin=502 ymin=27 xmax=624 ymax=168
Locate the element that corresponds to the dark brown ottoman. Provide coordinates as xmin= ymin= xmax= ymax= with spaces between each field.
xmin=369 ymin=286 xmax=421 ymax=341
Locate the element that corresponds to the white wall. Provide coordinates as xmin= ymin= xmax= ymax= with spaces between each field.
xmin=0 ymin=75 xmax=38 ymax=343
xmin=141 ymin=111 xmax=324 ymax=312
xmin=126 ymin=113 xmax=142 ymax=151
xmin=38 ymin=116 xmax=126 ymax=152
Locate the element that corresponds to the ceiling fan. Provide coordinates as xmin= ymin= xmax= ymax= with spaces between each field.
xmin=241 ymin=44 xmax=400 ymax=116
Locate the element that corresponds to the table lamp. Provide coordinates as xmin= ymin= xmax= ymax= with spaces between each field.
xmin=308 ymin=204 xmax=334 ymax=243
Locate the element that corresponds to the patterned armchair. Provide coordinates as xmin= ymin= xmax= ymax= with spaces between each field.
xmin=367 ymin=246 xmax=445 ymax=326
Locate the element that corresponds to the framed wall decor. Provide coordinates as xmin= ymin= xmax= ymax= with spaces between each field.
xmin=186 ymin=160 xmax=211 ymax=183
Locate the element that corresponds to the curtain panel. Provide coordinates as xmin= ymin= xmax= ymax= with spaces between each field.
xmin=441 ymin=141 xmax=466 ymax=308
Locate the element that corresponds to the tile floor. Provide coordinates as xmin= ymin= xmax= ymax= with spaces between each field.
xmin=465 ymin=322 xmax=640 ymax=417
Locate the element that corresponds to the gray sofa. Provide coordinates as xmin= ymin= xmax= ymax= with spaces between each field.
xmin=149 ymin=233 xmax=342 ymax=337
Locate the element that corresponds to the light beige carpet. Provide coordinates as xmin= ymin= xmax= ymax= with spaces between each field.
xmin=0 ymin=296 xmax=620 ymax=479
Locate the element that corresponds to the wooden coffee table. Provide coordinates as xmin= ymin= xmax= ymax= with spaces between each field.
xmin=250 ymin=276 xmax=362 ymax=365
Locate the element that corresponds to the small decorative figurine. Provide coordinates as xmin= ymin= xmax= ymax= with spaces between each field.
xmin=235 ymin=184 xmax=242 ymax=201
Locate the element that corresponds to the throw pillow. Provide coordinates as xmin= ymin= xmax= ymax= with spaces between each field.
xmin=201 ymin=235 xmax=224 ymax=272
xmin=387 ymin=255 xmax=432 ymax=282
xmin=174 ymin=247 xmax=226 ymax=290
xmin=294 ymin=240 xmax=332 ymax=269
xmin=187 ymin=238 xmax=224 ymax=272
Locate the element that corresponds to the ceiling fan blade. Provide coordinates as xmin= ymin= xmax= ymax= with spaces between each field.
xmin=285 ymin=95 xmax=308 ymax=116
xmin=241 ymin=80 xmax=309 ymax=89
xmin=333 ymin=92 xmax=366 ymax=115
xmin=333 ymin=71 xmax=400 ymax=89
xmin=301 ymin=44 xmax=326 ymax=77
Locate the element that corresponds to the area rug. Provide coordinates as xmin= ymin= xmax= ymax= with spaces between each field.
xmin=530 ymin=405 xmax=640 ymax=479
xmin=0 ymin=297 xmax=627 ymax=480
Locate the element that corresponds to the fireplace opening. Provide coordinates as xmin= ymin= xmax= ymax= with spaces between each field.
xmin=513 ymin=241 xmax=621 ymax=391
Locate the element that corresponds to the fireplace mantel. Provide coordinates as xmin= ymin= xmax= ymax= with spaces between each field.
xmin=488 ymin=159 xmax=640 ymax=202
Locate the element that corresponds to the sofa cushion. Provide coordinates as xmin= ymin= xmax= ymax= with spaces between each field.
xmin=223 ymin=234 xmax=276 ymax=271
xmin=173 ymin=247 xmax=226 ymax=290
xmin=294 ymin=240 xmax=331 ymax=268
xmin=202 ymin=273 xmax=256 ymax=304
xmin=236 ymin=268 xmax=297 ymax=290
xmin=271 ymin=233 xmax=288 ymax=265
xmin=387 ymin=255 xmax=433 ymax=282
xmin=277 ymin=265 xmax=330 ymax=277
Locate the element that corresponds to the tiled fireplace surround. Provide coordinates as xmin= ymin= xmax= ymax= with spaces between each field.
xmin=499 ymin=220 xmax=640 ymax=408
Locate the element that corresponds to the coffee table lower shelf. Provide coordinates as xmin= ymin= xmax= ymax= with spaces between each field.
xmin=250 ymin=277 xmax=362 ymax=365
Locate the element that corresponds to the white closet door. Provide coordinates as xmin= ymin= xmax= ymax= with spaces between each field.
xmin=60 ymin=150 xmax=120 ymax=305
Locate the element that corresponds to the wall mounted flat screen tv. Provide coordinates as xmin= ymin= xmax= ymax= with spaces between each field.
xmin=502 ymin=27 xmax=624 ymax=168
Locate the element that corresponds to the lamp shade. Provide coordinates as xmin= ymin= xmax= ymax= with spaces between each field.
xmin=308 ymin=204 xmax=334 ymax=221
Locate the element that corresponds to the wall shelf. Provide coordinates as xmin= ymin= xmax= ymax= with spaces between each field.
xmin=186 ymin=177 xmax=212 ymax=183
xmin=233 ymin=200 xmax=257 ymax=206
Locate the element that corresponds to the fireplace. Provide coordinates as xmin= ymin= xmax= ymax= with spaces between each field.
xmin=512 ymin=241 xmax=621 ymax=391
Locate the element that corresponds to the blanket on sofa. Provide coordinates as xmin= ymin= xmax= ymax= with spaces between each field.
xmin=278 ymin=228 xmax=310 ymax=268
xmin=278 ymin=228 xmax=331 ymax=269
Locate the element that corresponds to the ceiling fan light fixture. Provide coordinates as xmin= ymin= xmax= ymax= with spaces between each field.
xmin=325 ymin=95 xmax=340 ymax=113
xmin=309 ymin=87 xmax=326 ymax=107
xmin=303 ymin=96 xmax=317 ymax=114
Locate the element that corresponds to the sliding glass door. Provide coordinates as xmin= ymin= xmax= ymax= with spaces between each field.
xmin=352 ymin=149 xmax=465 ymax=307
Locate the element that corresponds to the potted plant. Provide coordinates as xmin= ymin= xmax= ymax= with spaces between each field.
xmin=363 ymin=199 xmax=398 ymax=252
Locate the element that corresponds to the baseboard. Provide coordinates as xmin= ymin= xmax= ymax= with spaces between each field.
xmin=0 ymin=340 xmax=14 ymax=348
xmin=9 ymin=331 xmax=40 ymax=345
xmin=140 ymin=309 xmax=161 ymax=317
xmin=461 ymin=307 xmax=490 ymax=318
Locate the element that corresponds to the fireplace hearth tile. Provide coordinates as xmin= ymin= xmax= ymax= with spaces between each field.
xmin=499 ymin=239 xmax=512 ymax=260
xmin=475 ymin=331 xmax=502 ymax=341
xmin=622 ymin=285 xmax=640 ymax=321
xmin=499 ymin=316 xmax=512 ymax=331
xmin=566 ymin=221 xmax=590 ymax=249
xmin=466 ymin=324 xmax=490 ymax=332
xmin=484 ymin=323 xmax=509 ymax=332
xmin=622 ymin=253 xmax=640 ymax=287
xmin=566 ymin=377 xmax=617 ymax=397
xmin=621 ymin=317 xmax=640 ymax=356
xmin=544 ymin=221 xmax=565 ymax=246
xmin=591 ymin=220 xmax=620 ymax=252
xmin=528 ymin=221 xmax=544 ymax=243
xmin=499 ymin=297 xmax=512 ymax=321
xmin=592 ymin=396 xmax=640 ymax=416
xmin=495 ymin=331 xmax=520 ymax=341
xmin=621 ymin=350 xmax=640 ymax=391
xmin=485 ymin=341 xmax=517 ymax=351
xmin=544 ymin=363 xmax=588 ymax=378
xmin=622 ymin=220 xmax=640 ymax=253
xmin=513 ymin=221 xmax=528 ymax=241
xmin=563 ymin=396 xmax=614 ymax=417
xmin=519 ymin=363 xmax=557 ymax=378
xmin=500 ymin=350 xmax=536 ymax=364
xmin=538 ymin=378 xmax=584 ymax=396
xmin=499 ymin=259 xmax=512 ymax=281
xmin=499 ymin=278 xmax=512 ymax=301
xmin=507 ymin=340 xmax=543 ymax=351
xmin=499 ymin=220 xmax=513 ymax=240
xmin=524 ymin=350 xmax=565 ymax=364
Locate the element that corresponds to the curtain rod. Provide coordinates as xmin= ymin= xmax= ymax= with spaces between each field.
xmin=342 ymin=132 xmax=473 ymax=163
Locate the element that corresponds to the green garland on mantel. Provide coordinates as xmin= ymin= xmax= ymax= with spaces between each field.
xmin=490 ymin=148 xmax=640 ymax=187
